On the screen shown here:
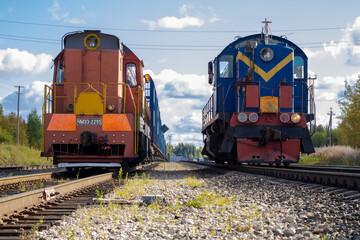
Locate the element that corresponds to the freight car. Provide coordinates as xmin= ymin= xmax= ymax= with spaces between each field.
xmin=41 ymin=30 xmax=167 ymax=170
xmin=202 ymin=20 xmax=316 ymax=166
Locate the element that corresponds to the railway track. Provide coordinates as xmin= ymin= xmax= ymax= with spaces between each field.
xmin=0 ymin=165 xmax=56 ymax=172
xmin=0 ymin=162 xmax=160 ymax=239
xmin=0 ymin=173 xmax=61 ymax=199
xmin=186 ymin=161 xmax=360 ymax=199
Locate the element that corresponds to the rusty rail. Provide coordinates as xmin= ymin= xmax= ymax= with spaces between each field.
xmin=0 ymin=172 xmax=113 ymax=218
xmin=0 ymin=173 xmax=53 ymax=187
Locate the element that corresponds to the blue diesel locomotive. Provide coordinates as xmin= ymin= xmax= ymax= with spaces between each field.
xmin=202 ymin=21 xmax=316 ymax=166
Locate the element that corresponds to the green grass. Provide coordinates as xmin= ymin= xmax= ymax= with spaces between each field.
xmin=299 ymin=146 xmax=360 ymax=166
xmin=183 ymin=176 xmax=204 ymax=189
xmin=0 ymin=144 xmax=52 ymax=166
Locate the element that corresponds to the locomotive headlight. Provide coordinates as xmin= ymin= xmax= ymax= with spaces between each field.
xmin=238 ymin=112 xmax=247 ymax=123
xmin=248 ymin=112 xmax=259 ymax=123
xmin=84 ymin=34 xmax=100 ymax=50
xmin=280 ymin=113 xmax=290 ymax=123
xmin=260 ymin=48 xmax=274 ymax=62
xmin=291 ymin=113 xmax=301 ymax=123
xmin=107 ymin=103 xmax=115 ymax=111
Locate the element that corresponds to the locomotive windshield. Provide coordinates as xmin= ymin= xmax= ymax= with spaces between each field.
xmin=219 ymin=55 xmax=234 ymax=78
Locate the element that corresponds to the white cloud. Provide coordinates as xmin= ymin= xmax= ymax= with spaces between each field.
xmin=141 ymin=4 xmax=218 ymax=30
xmin=148 ymin=69 xmax=211 ymax=98
xmin=209 ymin=17 xmax=220 ymax=23
xmin=24 ymin=81 xmax=51 ymax=104
xmin=305 ymin=16 xmax=360 ymax=65
xmin=0 ymin=48 xmax=52 ymax=75
xmin=314 ymin=72 xmax=359 ymax=127
xmin=158 ymin=16 xmax=204 ymax=30
xmin=144 ymin=69 xmax=212 ymax=146
xmin=48 ymin=0 xmax=69 ymax=20
xmin=48 ymin=0 xmax=86 ymax=25
xmin=65 ymin=18 xmax=86 ymax=25
xmin=142 ymin=16 xmax=205 ymax=30
xmin=179 ymin=4 xmax=193 ymax=15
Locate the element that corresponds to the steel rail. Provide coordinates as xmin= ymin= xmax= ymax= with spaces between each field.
xmin=0 ymin=173 xmax=53 ymax=187
xmin=185 ymin=161 xmax=360 ymax=191
xmin=0 ymin=172 xmax=113 ymax=218
xmin=0 ymin=165 xmax=56 ymax=171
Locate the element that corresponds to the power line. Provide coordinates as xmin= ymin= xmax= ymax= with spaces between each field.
xmin=0 ymin=19 xmax=358 ymax=33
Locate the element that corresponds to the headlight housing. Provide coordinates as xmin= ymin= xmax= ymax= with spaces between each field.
xmin=107 ymin=104 xmax=115 ymax=111
xmin=238 ymin=112 xmax=247 ymax=123
xmin=248 ymin=112 xmax=259 ymax=123
xmin=280 ymin=113 xmax=290 ymax=123
xmin=84 ymin=34 xmax=100 ymax=50
xmin=260 ymin=48 xmax=274 ymax=62
xmin=291 ymin=113 xmax=301 ymax=123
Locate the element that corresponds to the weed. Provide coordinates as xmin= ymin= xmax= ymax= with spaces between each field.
xmin=76 ymin=171 xmax=80 ymax=180
xmin=183 ymin=176 xmax=204 ymax=189
xmin=19 ymin=183 xmax=26 ymax=191
xmin=185 ymin=190 xmax=232 ymax=208
xmin=22 ymin=218 xmax=44 ymax=240
xmin=8 ymin=172 xmax=13 ymax=177
xmin=118 ymin=168 xmax=123 ymax=186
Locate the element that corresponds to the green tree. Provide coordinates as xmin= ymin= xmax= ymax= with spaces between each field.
xmin=311 ymin=124 xmax=327 ymax=147
xmin=1 ymin=112 xmax=28 ymax=145
xmin=338 ymin=77 xmax=360 ymax=148
xmin=27 ymin=109 xmax=42 ymax=149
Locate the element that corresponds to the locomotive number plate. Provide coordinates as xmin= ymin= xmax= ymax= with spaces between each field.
xmin=76 ymin=119 xmax=102 ymax=125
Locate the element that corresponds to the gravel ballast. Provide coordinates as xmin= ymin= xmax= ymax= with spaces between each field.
xmin=36 ymin=162 xmax=360 ymax=239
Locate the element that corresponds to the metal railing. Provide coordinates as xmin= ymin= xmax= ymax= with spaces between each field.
xmin=42 ymin=82 xmax=141 ymax=155
xmin=202 ymin=79 xmax=315 ymax=128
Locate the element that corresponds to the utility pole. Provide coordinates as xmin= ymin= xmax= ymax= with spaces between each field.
xmin=326 ymin=108 xmax=335 ymax=146
xmin=15 ymin=86 xmax=24 ymax=145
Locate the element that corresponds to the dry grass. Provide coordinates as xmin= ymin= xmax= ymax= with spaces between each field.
xmin=300 ymin=145 xmax=360 ymax=166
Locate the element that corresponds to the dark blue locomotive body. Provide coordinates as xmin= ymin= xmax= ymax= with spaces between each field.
xmin=145 ymin=75 xmax=167 ymax=159
xmin=202 ymin=23 xmax=315 ymax=166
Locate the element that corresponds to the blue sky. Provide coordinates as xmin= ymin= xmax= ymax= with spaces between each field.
xmin=1 ymin=0 xmax=360 ymax=146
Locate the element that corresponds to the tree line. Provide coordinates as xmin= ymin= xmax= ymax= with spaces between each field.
xmin=0 ymin=104 xmax=42 ymax=149
xmin=167 ymin=143 xmax=204 ymax=159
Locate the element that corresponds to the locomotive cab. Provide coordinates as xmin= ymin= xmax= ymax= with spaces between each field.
xmin=41 ymin=30 xmax=157 ymax=169
xmin=202 ymin=22 xmax=315 ymax=166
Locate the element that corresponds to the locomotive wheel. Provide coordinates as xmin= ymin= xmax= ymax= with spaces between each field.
xmin=215 ymin=159 xmax=224 ymax=165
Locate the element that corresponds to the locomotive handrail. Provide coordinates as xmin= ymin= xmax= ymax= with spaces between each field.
xmin=234 ymin=80 xmax=309 ymax=114
xmin=43 ymin=81 xmax=141 ymax=155
xmin=202 ymin=78 xmax=313 ymax=130
xmin=53 ymin=82 xmax=76 ymax=113
xmin=202 ymin=83 xmax=224 ymax=128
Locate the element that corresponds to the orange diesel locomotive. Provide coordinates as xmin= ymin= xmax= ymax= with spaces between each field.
xmin=41 ymin=30 xmax=164 ymax=170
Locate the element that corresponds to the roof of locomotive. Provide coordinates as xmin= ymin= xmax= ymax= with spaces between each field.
xmin=219 ymin=34 xmax=307 ymax=59
xmin=63 ymin=30 xmax=120 ymax=50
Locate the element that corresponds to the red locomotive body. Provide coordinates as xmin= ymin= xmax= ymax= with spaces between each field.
xmin=41 ymin=30 xmax=153 ymax=169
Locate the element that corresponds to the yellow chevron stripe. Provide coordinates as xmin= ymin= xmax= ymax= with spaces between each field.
xmin=236 ymin=51 xmax=294 ymax=82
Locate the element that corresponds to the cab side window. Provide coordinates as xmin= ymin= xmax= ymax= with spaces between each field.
xmin=294 ymin=56 xmax=304 ymax=79
xmin=219 ymin=55 xmax=234 ymax=78
xmin=126 ymin=63 xmax=137 ymax=87
xmin=55 ymin=60 xmax=64 ymax=83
